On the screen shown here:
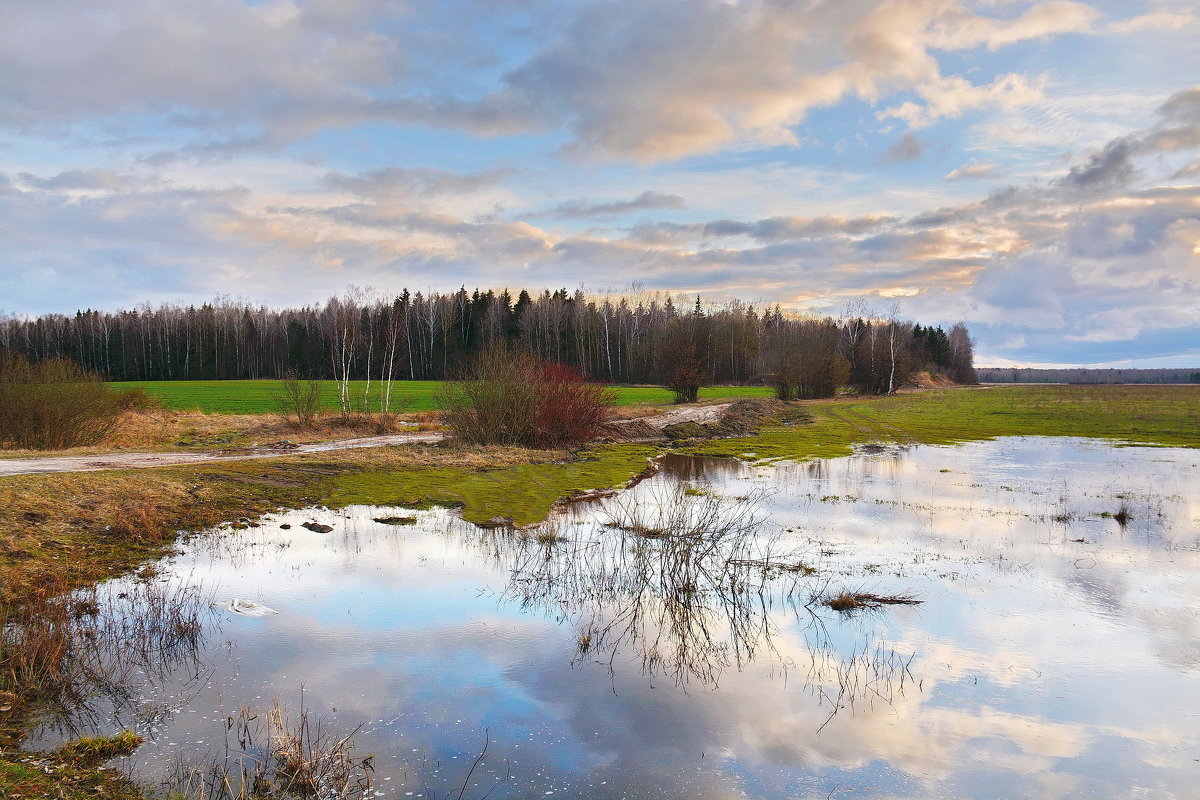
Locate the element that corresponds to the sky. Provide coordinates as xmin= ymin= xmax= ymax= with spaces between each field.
xmin=1 ymin=0 xmax=1198 ymax=368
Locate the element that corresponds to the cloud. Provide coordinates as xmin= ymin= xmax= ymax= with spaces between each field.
xmin=1057 ymin=137 xmax=1138 ymax=192
xmin=535 ymin=191 xmax=686 ymax=220
xmin=1158 ymin=88 xmax=1200 ymax=124
xmin=921 ymin=0 xmax=1098 ymax=50
xmin=1170 ymin=161 xmax=1200 ymax=180
xmin=323 ymin=167 xmax=512 ymax=202
xmin=0 ymin=0 xmax=1132 ymax=164
xmin=945 ymin=160 xmax=1001 ymax=181
xmin=880 ymin=132 xmax=926 ymax=163
xmin=16 ymin=168 xmax=139 ymax=192
xmin=1106 ymin=11 xmax=1199 ymax=34
xmin=882 ymin=73 xmax=1045 ymax=129
xmin=625 ymin=214 xmax=897 ymax=245
xmin=498 ymin=0 xmax=1106 ymax=161
xmin=1046 ymin=86 xmax=1200 ymax=196
xmin=0 ymin=1 xmax=400 ymax=125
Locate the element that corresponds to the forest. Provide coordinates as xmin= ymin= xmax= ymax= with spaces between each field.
xmin=977 ymin=367 xmax=1200 ymax=384
xmin=0 ymin=287 xmax=977 ymax=404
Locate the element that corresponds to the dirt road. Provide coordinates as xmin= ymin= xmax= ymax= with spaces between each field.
xmin=0 ymin=404 xmax=731 ymax=477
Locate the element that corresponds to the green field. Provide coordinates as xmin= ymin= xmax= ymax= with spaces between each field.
xmin=109 ymin=379 xmax=775 ymax=414
xmin=691 ymin=384 xmax=1200 ymax=461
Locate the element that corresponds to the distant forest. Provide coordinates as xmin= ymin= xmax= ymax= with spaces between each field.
xmin=978 ymin=367 xmax=1200 ymax=384
xmin=1 ymin=288 xmax=976 ymax=398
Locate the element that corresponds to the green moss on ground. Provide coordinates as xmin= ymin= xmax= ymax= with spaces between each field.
xmin=329 ymin=443 xmax=659 ymax=525
xmin=0 ymin=734 xmax=145 ymax=800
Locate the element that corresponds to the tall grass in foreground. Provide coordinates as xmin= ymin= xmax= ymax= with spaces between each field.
xmin=0 ymin=574 xmax=210 ymax=724
xmin=164 ymin=694 xmax=374 ymax=800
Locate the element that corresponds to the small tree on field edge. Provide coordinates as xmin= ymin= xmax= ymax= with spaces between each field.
xmin=658 ymin=317 xmax=708 ymax=404
xmin=277 ymin=371 xmax=324 ymax=429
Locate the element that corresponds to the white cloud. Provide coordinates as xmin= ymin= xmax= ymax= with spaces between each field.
xmin=882 ymin=73 xmax=1045 ymax=129
xmin=1106 ymin=11 xmax=1199 ymax=34
xmin=945 ymin=160 xmax=1002 ymax=180
xmin=502 ymin=0 xmax=1108 ymax=161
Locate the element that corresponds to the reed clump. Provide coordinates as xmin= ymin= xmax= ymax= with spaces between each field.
xmin=0 ymin=574 xmax=209 ymax=713
xmin=167 ymin=695 xmax=374 ymax=799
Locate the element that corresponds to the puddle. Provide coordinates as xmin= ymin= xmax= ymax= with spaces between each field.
xmin=26 ymin=437 xmax=1200 ymax=798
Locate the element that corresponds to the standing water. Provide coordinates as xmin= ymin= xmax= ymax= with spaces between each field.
xmin=27 ymin=437 xmax=1200 ymax=798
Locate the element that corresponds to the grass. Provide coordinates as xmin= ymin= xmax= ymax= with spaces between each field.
xmin=0 ymin=732 xmax=144 ymax=800
xmin=824 ymin=591 xmax=921 ymax=612
xmin=0 ymin=747 xmax=145 ymax=800
xmin=689 ymin=384 xmax=1200 ymax=461
xmin=2 ymin=383 xmax=1198 ymax=798
xmin=108 ymin=379 xmax=774 ymax=414
xmin=329 ymin=443 xmax=660 ymax=526
xmin=53 ymin=731 xmax=143 ymax=766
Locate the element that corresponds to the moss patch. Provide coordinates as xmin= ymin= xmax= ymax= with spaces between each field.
xmin=1 ymin=732 xmax=145 ymax=800
xmin=329 ymin=443 xmax=659 ymax=525
xmin=53 ymin=731 xmax=143 ymax=767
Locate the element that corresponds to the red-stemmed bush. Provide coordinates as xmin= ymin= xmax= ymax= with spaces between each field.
xmin=534 ymin=362 xmax=614 ymax=447
xmin=442 ymin=346 xmax=614 ymax=448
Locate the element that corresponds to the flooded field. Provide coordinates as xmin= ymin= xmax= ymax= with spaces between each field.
xmin=28 ymin=437 xmax=1200 ymax=798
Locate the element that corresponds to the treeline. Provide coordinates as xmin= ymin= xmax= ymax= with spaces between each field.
xmin=0 ymin=288 xmax=975 ymax=399
xmin=978 ymin=367 xmax=1200 ymax=384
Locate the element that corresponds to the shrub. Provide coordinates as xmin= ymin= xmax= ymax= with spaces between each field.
xmin=114 ymin=385 xmax=161 ymax=412
xmin=276 ymin=370 xmax=324 ymax=429
xmin=0 ymin=352 xmax=126 ymax=449
xmin=443 ymin=345 xmax=613 ymax=448
xmin=535 ymin=362 xmax=614 ymax=447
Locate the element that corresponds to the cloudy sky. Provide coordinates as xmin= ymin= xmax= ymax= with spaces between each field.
xmin=2 ymin=0 xmax=1198 ymax=367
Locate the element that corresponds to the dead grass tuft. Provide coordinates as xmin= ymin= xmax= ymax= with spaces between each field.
xmin=105 ymin=498 xmax=169 ymax=542
xmin=825 ymin=591 xmax=921 ymax=612
xmin=168 ymin=694 xmax=373 ymax=799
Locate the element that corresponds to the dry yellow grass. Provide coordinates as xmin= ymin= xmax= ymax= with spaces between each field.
xmin=0 ymin=440 xmax=551 ymax=606
xmin=0 ymin=408 xmax=447 ymax=460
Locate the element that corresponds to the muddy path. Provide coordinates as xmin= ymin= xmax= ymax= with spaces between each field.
xmin=0 ymin=404 xmax=732 ymax=477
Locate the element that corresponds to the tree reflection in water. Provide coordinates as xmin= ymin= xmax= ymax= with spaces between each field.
xmin=490 ymin=478 xmax=917 ymax=727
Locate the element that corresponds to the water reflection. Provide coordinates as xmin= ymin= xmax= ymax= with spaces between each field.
xmin=21 ymin=437 xmax=1200 ymax=799
xmin=507 ymin=485 xmax=802 ymax=684
xmin=17 ymin=578 xmax=214 ymax=742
